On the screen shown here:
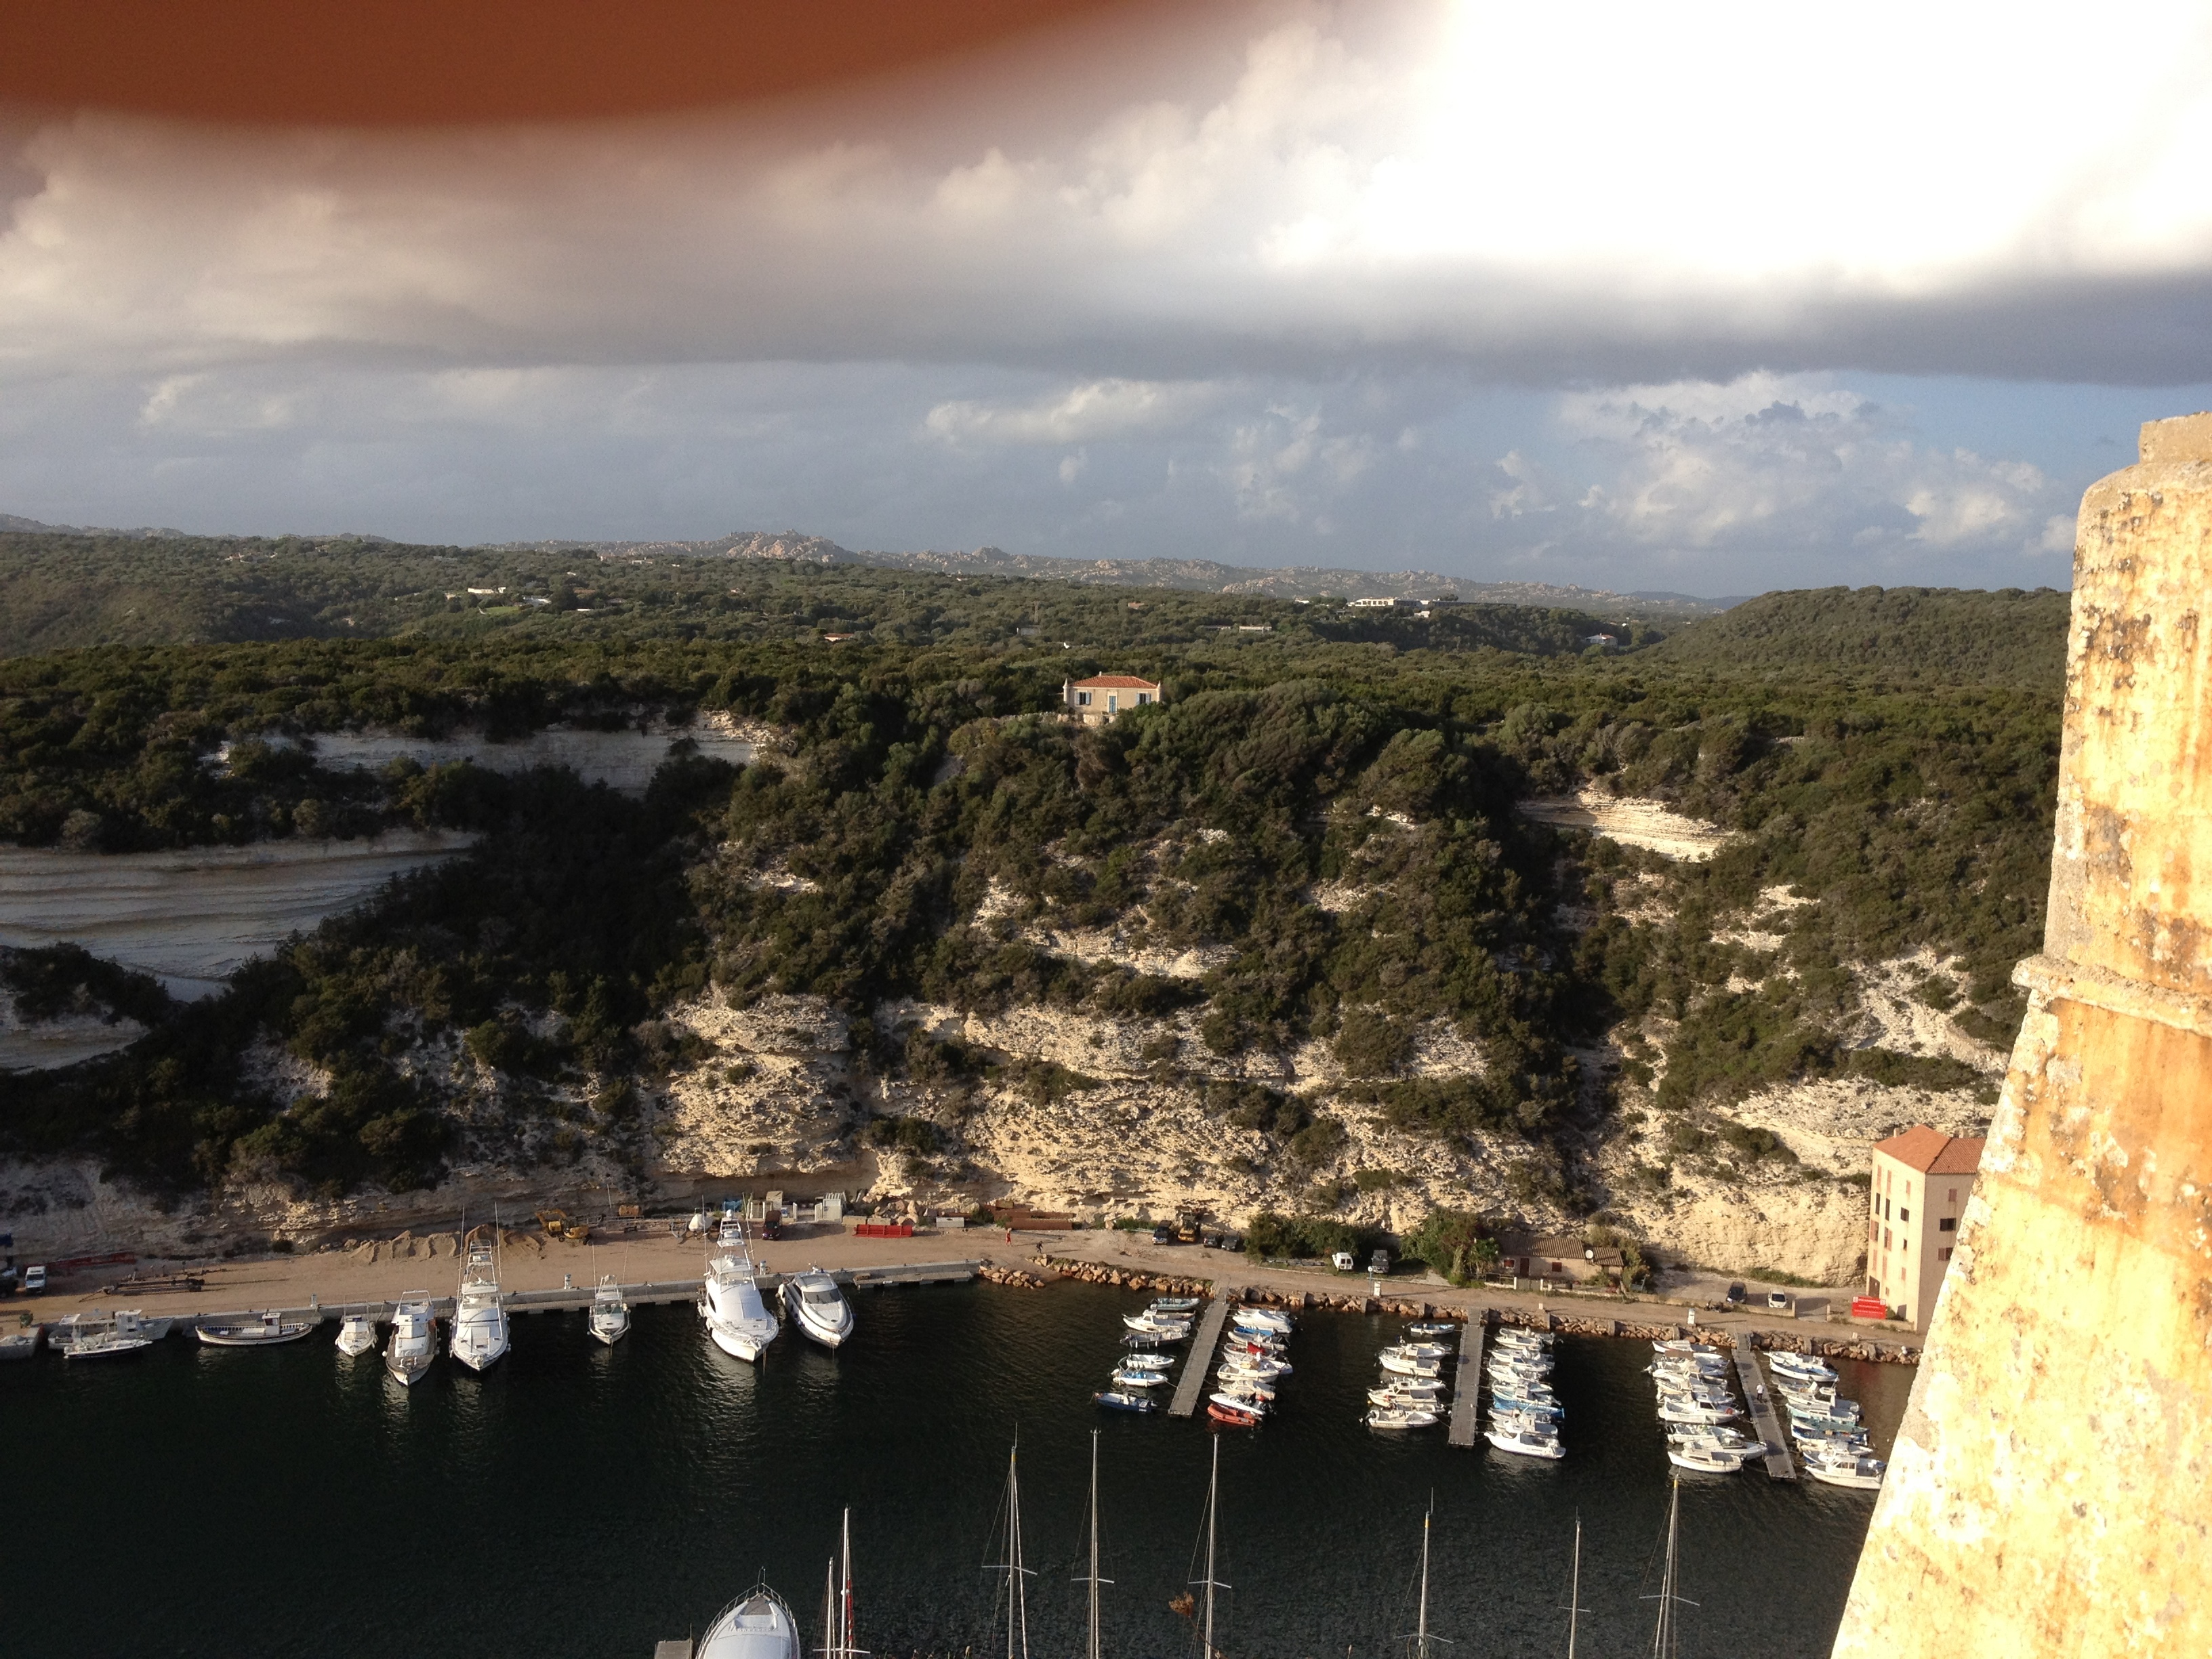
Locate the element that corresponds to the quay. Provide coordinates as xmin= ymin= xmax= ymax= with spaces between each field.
xmin=1734 ymin=1345 xmax=1797 ymax=1479
xmin=1446 ymin=1323 xmax=1485 ymax=1448
xmin=1168 ymin=1288 xmax=1237 ymax=1417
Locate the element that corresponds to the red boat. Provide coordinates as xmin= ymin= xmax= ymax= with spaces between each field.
xmin=1208 ymin=1401 xmax=1262 ymax=1428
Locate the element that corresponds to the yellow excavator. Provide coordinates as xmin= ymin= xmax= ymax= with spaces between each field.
xmin=535 ymin=1208 xmax=590 ymax=1243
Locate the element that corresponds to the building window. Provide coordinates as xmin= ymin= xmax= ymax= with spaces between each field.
xmin=1076 ymin=691 xmax=1091 ymax=705
xmin=1900 ymin=1207 xmax=1910 ymax=1224
xmin=1136 ymin=692 xmax=1151 ymax=704
xmin=1940 ymin=1217 xmax=1957 ymax=1232
xmin=1947 ymin=1187 xmax=1958 ymax=1204
xmin=1940 ymin=1248 xmax=1953 ymax=1263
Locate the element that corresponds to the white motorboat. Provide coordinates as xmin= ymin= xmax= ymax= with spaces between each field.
xmin=1656 ymin=1396 xmax=1740 ymax=1424
xmin=1382 ymin=1341 xmax=1453 ymax=1361
xmin=1805 ymin=1449 xmax=1887 ymax=1489
xmin=1668 ymin=1426 xmax=1761 ymax=1453
xmin=449 ymin=1227 xmax=511 ymax=1372
xmin=335 ymin=1310 xmax=379 ymax=1357
xmin=1095 ymin=1389 xmax=1158 ymax=1412
xmin=1118 ymin=1350 xmax=1174 ymax=1371
xmin=1123 ymin=1314 xmax=1192 ymax=1337
xmin=197 ymin=1311 xmax=317 ymax=1347
xmin=1668 ymin=1443 xmax=1750 ymax=1473
xmin=1767 ymin=1353 xmax=1839 ymax=1382
xmin=1653 ymin=1339 xmax=1722 ymax=1357
xmin=1208 ymin=1390 xmax=1271 ymax=1417
xmin=386 ymin=1294 xmax=437 ymax=1386
xmin=1380 ymin=1351 xmax=1441 ymax=1377
xmin=702 ymin=1223 xmax=780 ymax=1361
xmin=1367 ymin=1406 xmax=1440 ymax=1429
xmin=1109 ymin=1366 xmax=1168 ymax=1389
xmin=1229 ymin=1307 xmax=1292 ymax=1335
xmin=1368 ymin=1385 xmax=1443 ymax=1408
xmin=1404 ymin=1321 xmax=1460 ymax=1337
xmin=1214 ymin=1376 xmax=1277 ymax=1403
xmin=697 ymin=1582 xmax=804 ymax=1659
xmin=588 ymin=1275 xmax=631 ymax=1346
xmin=56 ymin=1309 xmax=159 ymax=1359
xmin=1485 ymin=1424 xmax=1565 ymax=1459
xmin=783 ymin=1266 xmax=855 ymax=1349
xmin=1218 ymin=1353 xmax=1290 ymax=1378
xmin=1149 ymin=1296 xmax=1202 ymax=1313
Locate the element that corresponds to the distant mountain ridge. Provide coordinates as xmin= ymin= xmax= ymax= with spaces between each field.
xmin=565 ymin=529 xmax=1736 ymax=621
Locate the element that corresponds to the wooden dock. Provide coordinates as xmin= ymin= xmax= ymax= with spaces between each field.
xmin=1734 ymin=1345 xmax=1797 ymax=1479
xmin=1168 ymin=1290 xmax=1237 ymax=1418
xmin=1446 ymin=1323 xmax=1486 ymax=1448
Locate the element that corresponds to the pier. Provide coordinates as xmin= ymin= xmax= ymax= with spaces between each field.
xmin=1446 ymin=1323 xmax=1486 ymax=1448
xmin=1168 ymin=1289 xmax=1237 ymax=1417
xmin=1734 ymin=1345 xmax=1797 ymax=1479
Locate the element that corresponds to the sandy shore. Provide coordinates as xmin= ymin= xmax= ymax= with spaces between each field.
xmin=12 ymin=1221 xmax=1907 ymax=1357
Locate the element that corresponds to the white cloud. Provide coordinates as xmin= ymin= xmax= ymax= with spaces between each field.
xmin=924 ymin=377 xmax=1221 ymax=445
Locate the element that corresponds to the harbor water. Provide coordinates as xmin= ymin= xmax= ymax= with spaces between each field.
xmin=7 ymin=1281 xmax=1906 ymax=1656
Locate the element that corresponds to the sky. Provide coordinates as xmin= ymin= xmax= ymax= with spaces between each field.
xmin=5 ymin=0 xmax=2212 ymax=595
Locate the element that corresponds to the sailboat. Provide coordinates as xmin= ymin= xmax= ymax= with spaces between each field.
xmin=1643 ymin=1478 xmax=1697 ymax=1659
xmin=815 ymin=1508 xmax=863 ymax=1659
xmin=702 ymin=1215 xmax=780 ymax=1361
xmin=1402 ymin=1501 xmax=1450 ymax=1658
xmin=1073 ymin=1430 xmax=1113 ymax=1659
xmin=1561 ymin=1515 xmax=1586 ymax=1659
xmin=1190 ymin=1437 xmax=1230 ymax=1659
xmin=450 ymin=1223 xmax=511 ymax=1372
xmin=983 ymin=1443 xmax=1034 ymax=1659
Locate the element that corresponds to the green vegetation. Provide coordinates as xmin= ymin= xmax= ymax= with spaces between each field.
xmin=0 ymin=538 xmax=2061 ymax=1215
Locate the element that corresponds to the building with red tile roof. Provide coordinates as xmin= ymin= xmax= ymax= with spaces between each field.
xmin=1867 ymin=1126 xmax=1986 ymax=1328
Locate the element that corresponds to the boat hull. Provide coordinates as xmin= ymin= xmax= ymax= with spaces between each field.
xmin=64 ymin=1336 xmax=153 ymax=1359
xmin=197 ymin=1323 xmax=316 ymax=1347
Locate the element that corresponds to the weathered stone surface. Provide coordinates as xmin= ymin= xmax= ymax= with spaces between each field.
xmin=1833 ymin=415 xmax=2212 ymax=1658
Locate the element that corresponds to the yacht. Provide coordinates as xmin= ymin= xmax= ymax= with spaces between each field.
xmin=449 ymin=1227 xmax=511 ymax=1372
xmin=335 ymin=1309 xmax=379 ymax=1357
xmin=1668 ymin=1443 xmax=1750 ymax=1473
xmin=588 ymin=1275 xmax=631 ymax=1346
xmin=701 ymin=1221 xmax=779 ymax=1361
xmin=695 ymin=1582 xmax=803 ymax=1659
xmin=56 ymin=1309 xmax=161 ymax=1359
xmin=197 ymin=1311 xmax=316 ymax=1347
xmin=782 ymin=1267 xmax=855 ymax=1349
xmin=386 ymin=1294 xmax=437 ymax=1385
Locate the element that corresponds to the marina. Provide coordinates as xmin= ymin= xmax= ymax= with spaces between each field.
xmin=1737 ymin=1343 xmax=1800 ymax=1480
xmin=1165 ymin=1288 xmax=1235 ymax=1417
xmin=1446 ymin=1323 xmax=1485 ymax=1447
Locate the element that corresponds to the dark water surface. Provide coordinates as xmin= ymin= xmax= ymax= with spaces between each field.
xmin=11 ymin=1283 xmax=1903 ymax=1657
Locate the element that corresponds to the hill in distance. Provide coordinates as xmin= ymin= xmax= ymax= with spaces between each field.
xmin=1651 ymin=585 xmax=2071 ymax=689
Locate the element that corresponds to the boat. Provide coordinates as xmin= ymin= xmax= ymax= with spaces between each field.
xmin=1653 ymin=1339 xmax=1722 ymax=1357
xmin=1406 ymin=1500 xmax=1449 ymax=1659
xmin=1369 ymin=1385 xmax=1445 ymax=1408
xmin=1647 ymin=1479 xmax=1692 ymax=1656
xmin=1206 ymin=1399 xmax=1262 ymax=1427
xmin=588 ymin=1275 xmax=631 ymax=1346
xmin=1218 ymin=1353 xmax=1289 ymax=1378
xmin=1668 ymin=1426 xmax=1761 ymax=1453
xmin=60 ymin=1309 xmax=159 ymax=1359
xmin=1668 ymin=1443 xmax=1750 ymax=1473
xmin=984 ymin=1445 xmax=1031 ymax=1659
xmin=1209 ymin=1389 xmax=1271 ymax=1418
xmin=335 ymin=1310 xmax=378 ymax=1357
xmin=1805 ymin=1448 xmax=1887 ymax=1489
xmin=1094 ymin=1389 xmax=1158 ymax=1412
xmin=1366 ymin=1406 xmax=1440 ymax=1429
xmin=696 ymin=1580 xmax=803 ymax=1659
xmin=1077 ymin=1431 xmax=1109 ymax=1659
xmin=1118 ymin=1350 xmax=1174 ymax=1370
xmin=700 ymin=1218 xmax=780 ymax=1360
xmin=1484 ymin=1423 xmax=1565 ymax=1459
xmin=1491 ymin=1396 xmax=1562 ymax=1421
xmin=782 ymin=1266 xmax=855 ymax=1349
xmin=1654 ymin=1396 xmax=1738 ymax=1424
xmin=1214 ymin=1378 xmax=1276 ymax=1404
xmin=1124 ymin=1312 xmax=1193 ymax=1335
xmin=449 ymin=1225 xmax=511 ymax=1372
xmin=1189 ymin=1437 xmax=1231 ymax=1659
xmin=1563 ymin=1515 xmax=1587 ymax=1659
xmin=1229 ymin=1306 xmax=1292 ymax=1334
xmin=1108 ymin=1367 xmax=1167 ymax=1389
xmin=1788 ymin=1408 xmax=1865 ymax=1435
xmin=1380 ymin=1351 xmax=1441 ymax=1378
xmin=385 ymin=1294 xmax=437 ymax=1385
xmin=1767 ymin=1352 xmax=1839 ymax=1382
xmin=1383 ymin=1341 xmax=1453 ymax=1361
xmin=1404 ymin=1321 xmax=1460 ymax=1337
xmin=1149 ymin=1296 xmax=1202 ymax=1313
xmin=197 ymin=1311 xmax=317 ymax=1347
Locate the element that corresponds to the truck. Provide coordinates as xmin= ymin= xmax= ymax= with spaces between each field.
xmin=22 ymin=1265 xmax=46 ymax=1296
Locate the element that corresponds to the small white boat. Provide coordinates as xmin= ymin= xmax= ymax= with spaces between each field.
xmin=1109 ymin=1367 xmax=1168 ymax=1389
xmin=702 ymin=1224 xmax=780 ymax=1361
xmin=386 ymin=1295 xmax=437 ymax=1386
xmin=1368 ymin=1385 xmax=1443 ymax=1407
xmin=197 ymin=1311 xmax=317 ymax=1347
xmin=1209 ymin=1390 xmax=1271 ymax=1418
xmin=1380 ymin=1352 xmax=1441 ymax=1378
xmin=1229 ymin=1307 xmax=1292 ymax=1335
xmin=449 ymin=1227 xmax=511 ymax=1372
xmin=1149 ymin=1296 xmax=1202 ymax=1313
xmin=1405 ymin=1322 xmax=1460 ymax=1336
xmin=1123 ymin=1313 xmax=1193 ymax=1337
xmin=58 ymin=1309 xmax=159 ymax=1359
xmin=588 ymin=1276 xmax=631 ymax=1346
xmin=1805 ymin=1452 xmax=1886 ymax=1490
xmin=783 ymin=1266 xmax=855 ymax=1349
xmin=1767 ymin=1353 xmax=1839 ymax=1382
xmin=1096 ymin=1389 xmax=1157 ymax=1412
xmin=1118 ymin=1351 xmax=1174 ymax=1371
xmin=697 ymin=1581 xmax=804 ymax=1659
xmin=1382 ymin=1342 xmax=1453 ymax=1361
xmin=1668 ymin=1426 xmax=1761 ymax=1453
xmin=1485 ymin=1424 xmax=1565 ymax=1459
xmin=335 ymin=1310 xmax=378 ymax=1357
xmin=1653 ymin=1339 xmax=1722 ymax=1356
xmin=1367 ymin=1406 xmax=1440 ymax=1429
xmin=1214 ymin=1376 xmax=1277 ymax=1403
xmin=1218 ymin=1353 xmax=1290 ymax=1378
xmin=1668 ymin=1443 xmax=1750 ymax=1473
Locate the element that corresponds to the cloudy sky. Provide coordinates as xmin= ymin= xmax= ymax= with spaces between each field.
xmin=5 ymin=0 xmax=2211 ymax=595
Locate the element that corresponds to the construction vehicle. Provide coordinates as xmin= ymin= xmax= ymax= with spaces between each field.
xmin=535 ymin=1209 xmax=590 ymax=1243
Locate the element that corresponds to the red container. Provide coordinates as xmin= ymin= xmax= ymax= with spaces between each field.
xmin=1850 ymin=1296 xmax=1889 ymax=1321
xmin=854 ymin=1223 xmax=914 ymax=1239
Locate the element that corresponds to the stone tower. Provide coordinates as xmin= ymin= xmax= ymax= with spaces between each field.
xmin=1832 ymin=414 xmax=2212 ymax=1654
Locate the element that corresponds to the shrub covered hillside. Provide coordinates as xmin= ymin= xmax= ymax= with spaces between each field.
xmin=0 ymin=559 xmax=2064 ymax=1280
xmin=1650 ymin=585 xmax=2070 ymax=690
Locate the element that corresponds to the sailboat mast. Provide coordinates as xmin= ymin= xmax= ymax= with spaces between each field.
xmin=1202 ymin=1437 xmax=1218 ymax=1659
xmin=1007 ymin=1444 xmax=1029 ymax=1659
xmin=1567 ymin=1515 xmax=1582 ymax=1659
xmin=840 ymin=1507 xmax=855 ymax=1659
xmin=823 ymin=1557 xmax=838 ymax=1659
xmin=1651 ymin=1479 xmax=1679 ymax=1659
xmin=1086 ymin=1430 xmax=1103 ymax=1659
xmin=1416 ymin=1504 xmax=1431 ymax=1656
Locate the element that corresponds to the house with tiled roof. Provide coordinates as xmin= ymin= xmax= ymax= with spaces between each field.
xmin=1063 ymin=674 xmax=1162 ymax=725
xmin=1867 ymin=1125 xmax=1986 ymax=1328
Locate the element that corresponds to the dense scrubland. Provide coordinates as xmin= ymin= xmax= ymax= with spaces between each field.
xmin=0 ymin=531 xmax=2065 ymax=1261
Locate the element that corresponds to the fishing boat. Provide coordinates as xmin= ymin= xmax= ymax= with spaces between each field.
xmin=701 ymin=1221 xmax=779 ymax=1361
xmin=197 ymin=1311 xmax=317 ymax=1347
xmin=1206 ymin=1399 xmax=1262 ymax=1427
xmin=56 ymin=1309 xmax=159 ymax=1359
xmin=450 ymin=1225 xmax=511 ymax=1372
xmin=385 ymin=1294 xmax=437 ymax=1385
xmin=588 ymin=1275 xmax=631 ymax=1346
xmin=1094 ymin=1389 xmax=1158 ymax=1412
xmin=1366 ymin=1406 xmax=1440 ymax=1429
xmin=1804 ymin=1448 xmax=1887 ymax=1489
xmin=1788 ymin=1408 xmax=1864 ymax=1435
xmin=335 ymin=1309 xmax=378 ymax=1357
xmin=1484 ymin=1422 xmax=1565 ymax=1459
xmin=1668 ymin=1443 xmax=1750 ymax=1473
xmin=782 ymin=1266 xmax=855 ymax=1349
xmin=696 ymin=1580 xmax=803 ymax=1659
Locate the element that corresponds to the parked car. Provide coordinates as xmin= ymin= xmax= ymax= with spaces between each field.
xmin=1767 ymin=1290 xmax=1793 ymax=1311
xmin=1369 ymin=1249 xmax=1391 ymax=1275
xmin=22 ymin=1265 xmax=46 ymax=1296
xmin=1331 ymin=1250 xmax=1356 ymax=1272
xmin=1725 ymin=1282 xmax=1746 ymax=1305
xmin=1150 ymin=1225 xmax=1175 ymax=1245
